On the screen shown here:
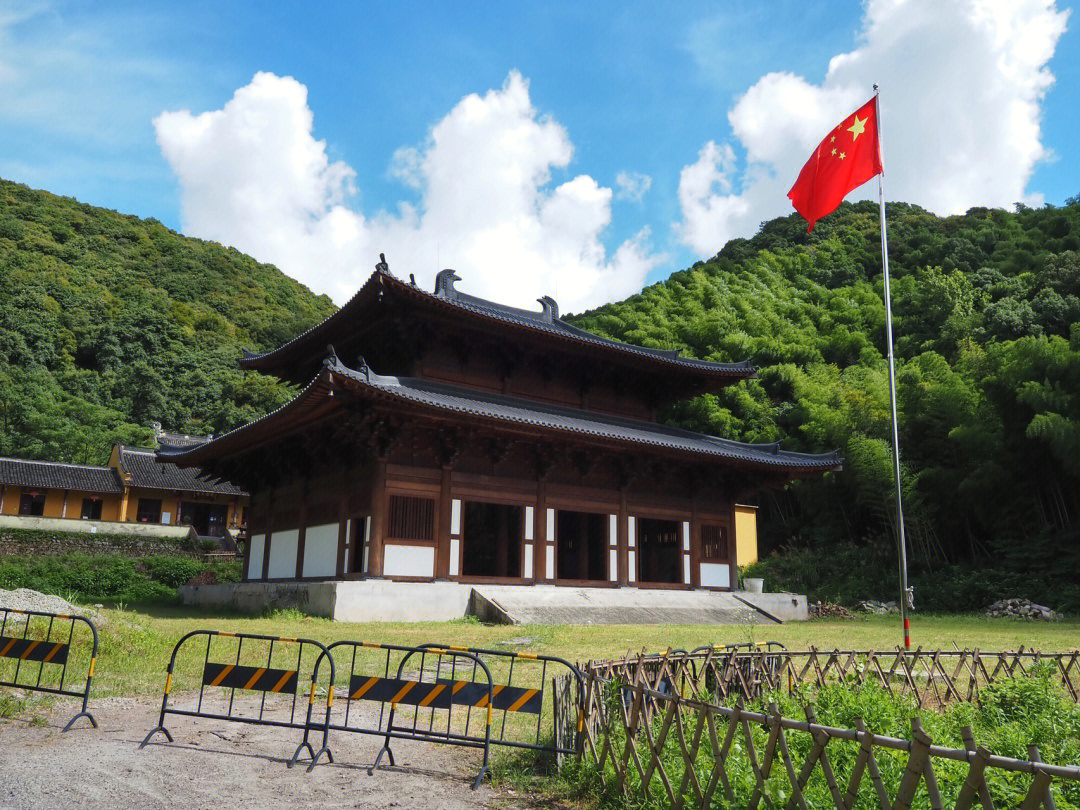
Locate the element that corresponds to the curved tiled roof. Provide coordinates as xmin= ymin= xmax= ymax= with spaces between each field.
xmin=240 ymin=267 xmax=756 ymax=380
xmin=162 ymin=356 xmax=840 ymax=474
xmin=118 ymin=446 xmax=246 ymax=496
xmin=0 ymin=457 xmax=124 ymax=494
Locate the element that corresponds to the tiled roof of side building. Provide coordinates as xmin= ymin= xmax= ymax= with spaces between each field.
xmin=162 ymin=356 xmax=841 ymax=474
xmin=117 ymin=446 xmax=247 ymax=496
xmin=0 ymin=457 xmax=124 ymax=494
xmin=240 ymin=265 xmax=757 ymax=379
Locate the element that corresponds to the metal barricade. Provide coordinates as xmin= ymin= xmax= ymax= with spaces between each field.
xmin=691 ymin=640 xmax=788 ymax=700
xmin=0 ymin=607 xmax=98 ymax=731
xmin=414 ymin=643 xmax=586 ymax=763
xmin=140 ymin=630 xmax=334 ymax=770
xmin=314 ymin=641 xmax=494 ymax=789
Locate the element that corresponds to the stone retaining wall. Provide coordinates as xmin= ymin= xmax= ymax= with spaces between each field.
xmin=0 ymin=528 xmax=203 ymax=559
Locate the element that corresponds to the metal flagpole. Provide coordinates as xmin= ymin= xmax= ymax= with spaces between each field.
xmin=873 ymin=84 xmax=912 ymax=651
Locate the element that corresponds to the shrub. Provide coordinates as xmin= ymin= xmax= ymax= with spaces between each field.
xmin=0 ymin=553 xmax=241 ymax=603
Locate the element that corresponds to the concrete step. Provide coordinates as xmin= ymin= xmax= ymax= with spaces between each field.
xmin=469 ymin=584 xmax=803 ymax=626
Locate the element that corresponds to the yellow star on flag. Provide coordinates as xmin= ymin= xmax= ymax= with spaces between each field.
xmin=831 ymin=148 xmax=836 ymax=156
xmin=839 ymin=152 xmax=846 ymax=160
xmin=847 ymin=115 xmax=867 ymax=140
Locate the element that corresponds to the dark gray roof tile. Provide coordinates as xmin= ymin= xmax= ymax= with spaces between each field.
xmin=118 ymin=447 xmax=246 ymax=496
xmin=0 ymin=458 xmax=124 ymax=493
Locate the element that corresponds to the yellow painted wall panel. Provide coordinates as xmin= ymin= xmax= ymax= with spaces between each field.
xmin=734 ymin=504 xmax=758 ymax=567
xmin=43 ymin=490 xmax=66 ymax=518
xmin=0 ymin=486 xmax=18 ymax=515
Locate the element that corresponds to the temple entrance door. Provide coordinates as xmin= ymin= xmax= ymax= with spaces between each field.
xmin=555 ymin=510 xmax=608 ymax=583
xmin=460 ymin=501 xmax=523 ymax=580
xmin=636 ymin=518 xmax=682 ymax=584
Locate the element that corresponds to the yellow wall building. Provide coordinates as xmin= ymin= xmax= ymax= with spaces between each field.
xmin=0 ymin=441 xmax=247 ymax=537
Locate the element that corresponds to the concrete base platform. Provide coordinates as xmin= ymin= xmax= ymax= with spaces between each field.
xmin=178 ymin=580 xmax=807 ymax=624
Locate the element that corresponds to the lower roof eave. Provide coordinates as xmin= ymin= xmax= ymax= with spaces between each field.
xmin=162 ymin=360 xmax=841 ymax=478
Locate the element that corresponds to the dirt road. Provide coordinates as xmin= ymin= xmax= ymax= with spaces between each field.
xmin=0 ymin=697 xmax=521 ymax=810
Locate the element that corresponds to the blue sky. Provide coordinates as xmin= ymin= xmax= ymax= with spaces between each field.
xmin=2 ymin=1 xmax=1076 ymax=309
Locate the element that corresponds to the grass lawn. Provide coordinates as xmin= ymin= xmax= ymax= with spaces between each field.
xmin=67 ymin=606 xmax=1080 ymax=699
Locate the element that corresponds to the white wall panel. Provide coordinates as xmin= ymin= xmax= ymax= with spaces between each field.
xmin=523 ymin=544 xmax=534 ymax=578
xmin=302 ymin=522 xmax=339 ymax=578
xmin=545 ymin=544 xmax=555 ymax=579
xmin=627 ymin=550 xmax=636 ymax=583
xmin=683 ymin=554 xmax=692 ymax=584
xmin=362 ymin=516 xmax=371 ymax=574
xmin=450 ymin=499 xmax=461 ymax=535
xmin=682 ymin=521 xmax=691 ymax=551
xmin=524 ymin=506 xmax=534 ymax=540
xmin=384 ymin=544 xmax=436 ymax=578
xmin=700 ymin=563 xmax=731 ymax=588
xmin=609 ymin=549 xmax=618 ymax=582
xmin=609 ymin=514 xmax=617 ymax=545
xmin=267 ymin=529 xmax=299 ymax=579
xmin=449 ymin=538 xmax=460 ymax=576
xmin=627 ymin=516 xmax=636 ymax=547
xmin=247 ymin=534 xmax=265 ymax=580
xmin=546 ymin=508 xmax=555 ymax=542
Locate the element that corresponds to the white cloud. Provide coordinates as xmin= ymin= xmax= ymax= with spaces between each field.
xmin=155 ymin=70 xmax=662 ymax=311
xmin=676 ymin=0 xmax=1069 ymax=257
xmin=615 ymin=170 xmax=652 ymax=202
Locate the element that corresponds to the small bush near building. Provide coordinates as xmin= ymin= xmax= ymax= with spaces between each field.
xmin=0 ymin=553 xmax=241 ymax=603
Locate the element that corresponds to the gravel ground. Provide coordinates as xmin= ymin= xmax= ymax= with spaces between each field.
xmin=0 ymin=696 xmax=525 ymax=810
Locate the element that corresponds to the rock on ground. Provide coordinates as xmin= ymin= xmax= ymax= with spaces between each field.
xmin=984 ymin=597 xmax=1062 ymax=621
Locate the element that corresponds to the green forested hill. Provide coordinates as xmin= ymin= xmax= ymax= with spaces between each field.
xmin=571 ymin=198 xmax=1080 ymax=609
xmin=0 ymin=179 xmax=337 ymax=463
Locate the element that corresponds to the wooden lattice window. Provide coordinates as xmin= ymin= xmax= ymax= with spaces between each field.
xmin=701 ymin=524 xmax=729 ymax=561
xmin=387 ymin=495 xmax=435 ymax=540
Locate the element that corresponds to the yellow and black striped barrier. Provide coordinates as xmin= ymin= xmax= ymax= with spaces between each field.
xmin=0 ymin=606 xmax=98 ymax=732
xmin=313 ymin=640 xmax=495 ymax=790
xmin=412 ymin=642 xmax=586 ymax=762
xmin=140 ymin=630 xmax=334 ymax=771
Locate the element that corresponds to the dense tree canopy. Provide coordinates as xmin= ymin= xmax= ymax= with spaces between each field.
xmin=571 ymin=197 xmax=1080 ymax=605
xmin=0 ymin=179 xmax=336 ymax=463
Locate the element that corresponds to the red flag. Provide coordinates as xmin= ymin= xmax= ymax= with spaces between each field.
xmin=788 ymin=96 xmax=883 ymax=231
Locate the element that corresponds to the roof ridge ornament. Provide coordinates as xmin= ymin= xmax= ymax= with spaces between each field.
xmin=375 ymin=253 xmax=390 ymax=274
xmin=434 ymin=268 xmax=461 ymax=300
xmin=537 ymin=295 xmax=559 ymax=323
xmin=323 ymin=344 xmax=339 ymax=367
xmin=355 ymin=354 xmax=371 ymax=380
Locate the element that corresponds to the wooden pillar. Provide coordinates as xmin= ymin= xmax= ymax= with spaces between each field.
xmin=617 ymin=488 xmax=629 ymax=585
xmin=295 ymin=480 xmax=309 ymax=580
xmin=496 ymin=506 xmax=509 ymax=577
xmin=261 ymin=493 xmax=274 ymax=580
xmin=435 ymin=466 xmax=452 ymax=579
xmin=537 ymin=479 xmax=552 ymax=583
xmin=61 ymin=490 xmax=69 ymax=519
xmin=0 ymin=484 xmax=6 ymax=514
xmin=367 ymin=459 xmax=387 ymax=577
xmin=119 ymin=487 xmax=130 ymax=522
xmin=241 ymin=495 xmax=254 ymax=582
xmin=577 ymin=515 xmax=588 ymax=579
xmin=336 ymin=457 xmax=350 ymax=577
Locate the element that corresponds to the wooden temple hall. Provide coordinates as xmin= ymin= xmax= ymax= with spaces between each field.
xmin=160 ymin=260 xmax=840 ymax=591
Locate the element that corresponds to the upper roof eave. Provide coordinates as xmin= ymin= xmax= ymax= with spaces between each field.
xmin=238 ymin=267 xmax=757 ymax=381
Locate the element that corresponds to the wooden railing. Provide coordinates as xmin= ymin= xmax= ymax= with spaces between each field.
xmin=588 ymin=646 xmax=1080 ymax=707
xmin=572 ymin=649 xmax=1080 ymax=809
